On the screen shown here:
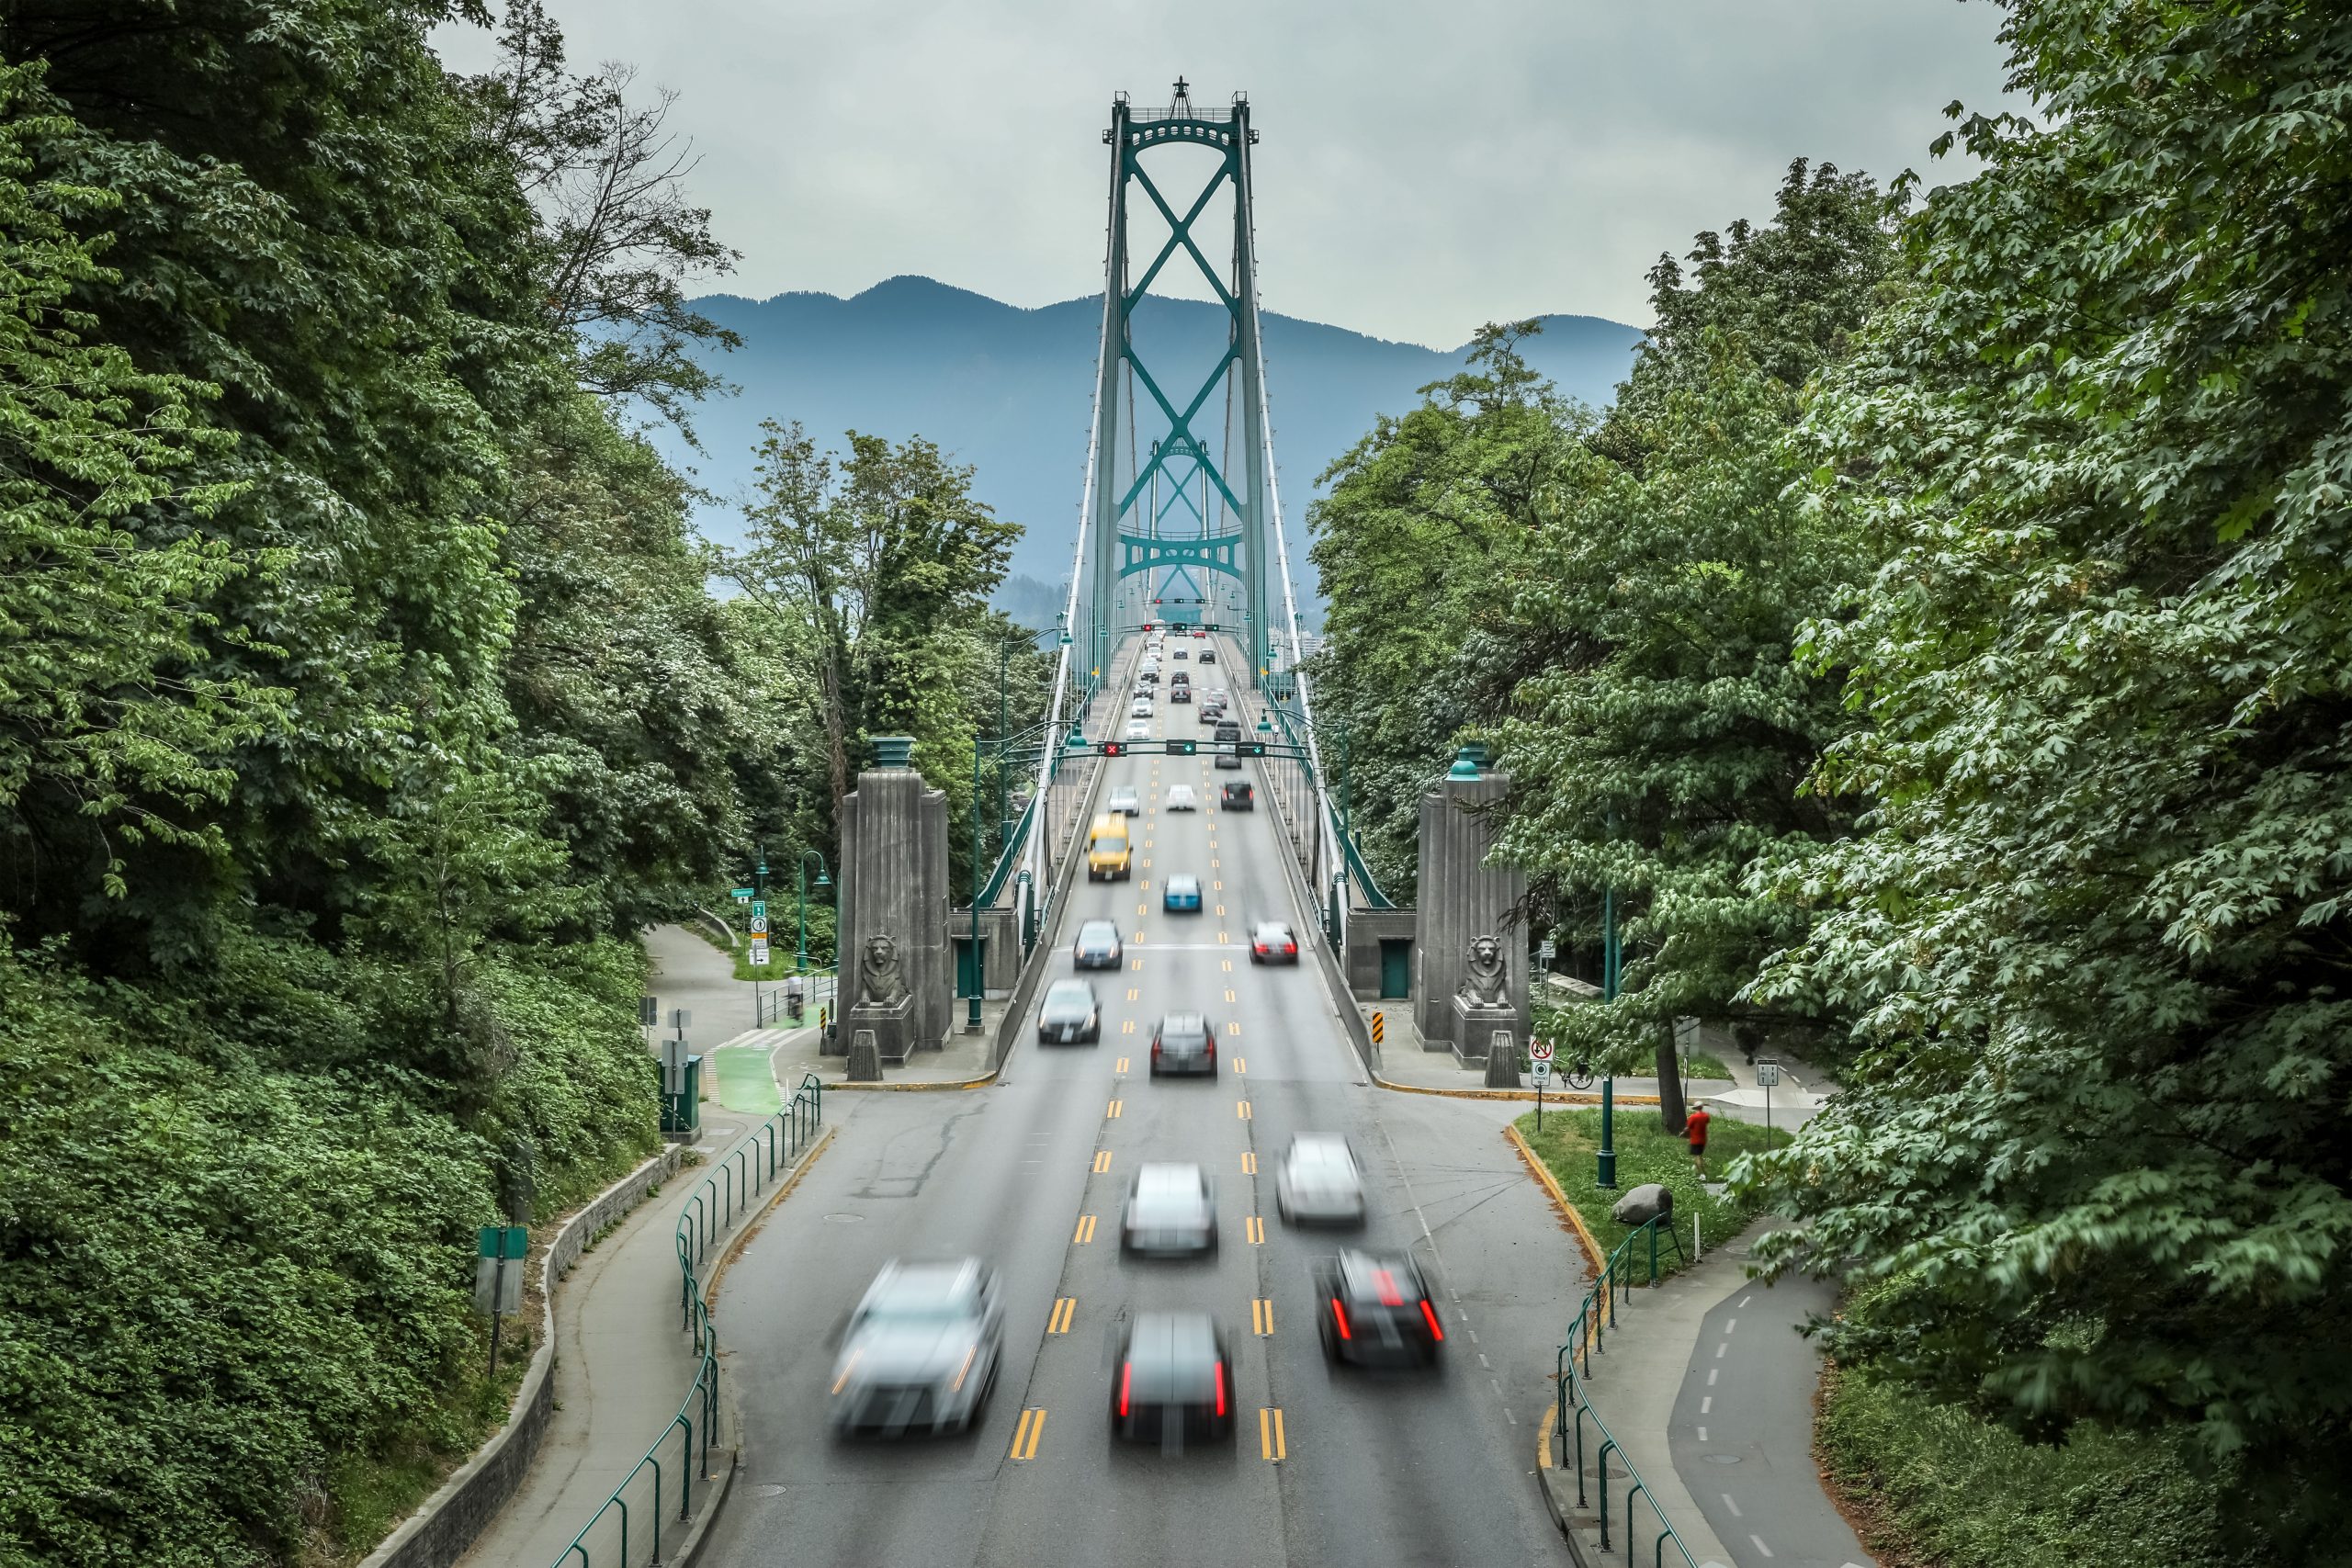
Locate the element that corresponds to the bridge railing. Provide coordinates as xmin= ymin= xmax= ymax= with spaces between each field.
xmin=1551 ymin=1216 xmax=1702 ymax=1568
xmin=548 ymin=1074 xmax=825 ymax=1568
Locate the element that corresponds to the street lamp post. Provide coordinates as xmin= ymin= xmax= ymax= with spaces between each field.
xmin=1598 ymin=880 xmax=1622 ymax=1189
xmin=796 ymin=851 xmax=830 ymax=974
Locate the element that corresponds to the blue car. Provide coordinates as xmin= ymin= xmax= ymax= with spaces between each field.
xmin=1162 ymin=874 xmax=1203 ymax=913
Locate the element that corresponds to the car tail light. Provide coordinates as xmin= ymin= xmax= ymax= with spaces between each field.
xmin=1151 ymin=1042 xmax=1161 ymax=1060
xmin=1331 ymin=1298 xmax=1352 ymax=1340
xmin=1205 ymin=1041 xmax=1215 ymax=1060
xmin=1283 ymin=942 xmax=1296 ymax=954
xmin=1214 ymin=1360 xmax=1227 ymax=1417
xmin=1420 ymin=1301 xmax=1445 ymax=1341
xmin=1118 ymin=1360 xmax=1132 ymax=1417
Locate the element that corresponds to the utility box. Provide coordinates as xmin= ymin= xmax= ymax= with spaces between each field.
xmin=660 ymin=1055 xmax=702 ymax=1139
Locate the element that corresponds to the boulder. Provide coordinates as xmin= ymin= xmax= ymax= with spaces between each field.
xmin=1611 ymin=1182 xmax=1673 ymax=1227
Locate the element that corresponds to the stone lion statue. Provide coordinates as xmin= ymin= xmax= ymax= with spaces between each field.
xmin=859 ymin=933 xmax=909 ymax=1007
xmin=1458 ymin=933 xmax=1508 ymax=1007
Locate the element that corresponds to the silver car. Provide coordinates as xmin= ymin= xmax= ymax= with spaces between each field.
xmin=1275 ymin=1134 xmax=1367 ymax=1225
xmin=831 ymin=1258 xmax=1002 ymax=1437
xmin=1121 ymin=1163 xmax=1216 ymax=1257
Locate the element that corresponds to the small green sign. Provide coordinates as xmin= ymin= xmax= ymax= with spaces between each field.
xmin=477 ymin=1224 xmax=527 ymax=1260
xmin=731 ymin=886 xmax=754 ymax=901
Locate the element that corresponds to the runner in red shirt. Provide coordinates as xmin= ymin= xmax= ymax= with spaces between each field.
xmin=1685 ymin=1105 xmax=1713 ymax=1178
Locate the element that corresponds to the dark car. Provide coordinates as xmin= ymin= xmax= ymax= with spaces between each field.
xmin=831 ymin=1258 xmax=1003 ymax=1436
xmin=1199 ymin=649 xmax=1217 ymax=663
xmin=1213 ymin=719 xmax=1242 ymax=745
xmin=1249 ymin=920 xmax=1298 ymax=965
xmin=1220 ymin=781 xmax=1253 ymax=811
xmin=1313 ymin=1249 xmax=1444 ymax=1368
xmin=1110 ymin=1312 xmax=1233 ymax=1447
xmin=1037 ymin=978 xmax=1101 ymax=1043
xmin=1172 ymin=685 xmax=1193 ymax=704
xmin=1120 ymin=1163 xmax=1216 ymax=1256
xmin=1148 ymin=1011 xmax=1217 ymax=1077
xmin=1214 ymin=743 xmax=1242 ymax=771
xmin=1073 ymin=919 xmax=1124 ymax=970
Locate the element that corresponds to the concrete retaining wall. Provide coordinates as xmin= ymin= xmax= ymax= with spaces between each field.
xmin=356 ymin=1144 xmax=686 ymax=1568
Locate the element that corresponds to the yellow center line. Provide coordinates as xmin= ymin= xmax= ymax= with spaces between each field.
xmin=1132 ymin=957 xmax=1145 ymax=970
xmin=1237 ymin=1100 xmax=1251 ymax=1121
xmin=1227 ymin=1021 xmax=1242 ymax=1035
xmin=1107 ymin=1099 xmax=1123 ymax=1118
xmin=1049 ymin=1297 xmax=1078 ymax=1335
xmin=1221 ymin=959 xmax=1233 ymax=972
xmin=1235 ymin=1057 xmax=1246 ymax=1074
xmin=1225 ymin=989 xmax=1237 ymax=1003
xmin=1012 ymin=1407 xmax=1047 ymax=1461
xmin=1122 ymin=1020 xmax=1136 ymax=1035
xmin=1116 ymin=1055 xmax=1130 ymax=1073
xmin=1246 ymin=1214 xmax=1265 ymax=1244
xmin=1092 ymin=1150 xmax=1113 ymax=1173
xmin=1075 ymin=1213 xmax=1098 ymax=1243
xmin=1215 ymin=904 xmax=1226 ymax=917
xmin=1241 ymin=1151 xmax=1257 ymax=1174
xmin=1127 ymin=987 xmax=1140 ymax=1000
xmin=1259 ymin=1406 xmax=1286 ymax=1462
xmin=1252 ymin=1298 xmax=1274 ymax=1336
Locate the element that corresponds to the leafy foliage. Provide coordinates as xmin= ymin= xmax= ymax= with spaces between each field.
xmin=1741 ymin=0 xmax=2352 ymax=1547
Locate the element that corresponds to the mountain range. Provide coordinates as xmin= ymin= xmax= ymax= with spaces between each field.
xmin=656 ymin=276 xmax=1645 ymax=615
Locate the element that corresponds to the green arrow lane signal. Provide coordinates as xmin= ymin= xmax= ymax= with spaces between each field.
xmin=1243 ymin=741 xmax=1268 ymax=757
xmin=1164 ymin=739 xmax=1195 ymax=755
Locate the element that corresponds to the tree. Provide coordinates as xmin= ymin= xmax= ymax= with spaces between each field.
xmin=1492 ymin=338 xmax=1867 ymax=1125
xmin=1744 ymin=2 xmax=2352 ymax=1548
xmin=724 ymin=421 xmax=1021 ymax=826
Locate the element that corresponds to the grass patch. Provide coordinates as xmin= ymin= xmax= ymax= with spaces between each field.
xmin=1818 ymin=1362 xmax=2260 ymax=1568
xmin=1513 ymin=1106 xmax=1773 ymax=1281
xmin=1679 ymin=1049 xmax=1733 ymax=1081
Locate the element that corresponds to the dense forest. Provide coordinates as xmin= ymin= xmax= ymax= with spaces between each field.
xmin=0 ymin=3 xmax=1032 ymax=1563
xmin=1308 ymin=0 xmax=2348 ymax=1554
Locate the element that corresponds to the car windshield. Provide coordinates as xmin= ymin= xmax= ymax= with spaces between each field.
xmin=1169 ymin=876 xmax=1197 ymax=893
xmin=1256 ymin=923 xmax=1293 ymax=942
xmin=1079 ymin=921 xmax=1117 ymax=945
xmin=1045 ymin=981 xmax=1092 ymax=1007
xmin=1159 ymin=1013 xmax=1207 ymax=1043
xmin=1292 ymin=1139 xmax=1351 ymax=1170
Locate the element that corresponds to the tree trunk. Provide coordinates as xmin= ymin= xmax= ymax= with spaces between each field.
xmin=1655 ymin=1023 xmax=1688 ymax=1135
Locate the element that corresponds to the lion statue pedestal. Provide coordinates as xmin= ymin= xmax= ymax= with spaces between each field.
xmin=842 ymin=933 xmax=915 ymax=1071
xmin=1452 ymin=933 xmax=1520 ymax=1077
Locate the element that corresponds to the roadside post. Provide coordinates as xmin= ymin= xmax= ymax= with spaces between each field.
xmin=1757 ymin=1057 xmax=1781 ymax=1146
xmin=473 ymin=1224 xmax=527 ymax=1377
xmin=1531 ymin=1038 xmax=1555 ymax=1133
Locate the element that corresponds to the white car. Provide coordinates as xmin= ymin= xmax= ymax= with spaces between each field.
xmin=1125 ymin=718 xmax=1150 ymax=741
xmin=1107 ymin=785 xmax=1142 ymax=816
xmin=1130 ymin=698 xmax=1152 ymax=717
xmin=1165 ymin=784 xmax=1197 ymax=811
xmin=1275 ymin=1134 xmax=1367 ymax=1225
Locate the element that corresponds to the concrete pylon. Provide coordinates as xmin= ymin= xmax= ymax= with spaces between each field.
xmin=840 ymin=739 xmax=951 ymax=1056
xmin=1413 ymin=749 xmax=1528 ymax=1064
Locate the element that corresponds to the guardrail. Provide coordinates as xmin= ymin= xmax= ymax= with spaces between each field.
xmin=550 ymin=1073 xmax=825 ymax=1568
xmin=1552 ymin=1215 xmax=1698 ymax=1568
xmin=754 ymin=968 xmax=836 ymax=1029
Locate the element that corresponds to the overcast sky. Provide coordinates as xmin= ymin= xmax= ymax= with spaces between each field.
xmin=434 ymin=2 xmax=2017 ymax=348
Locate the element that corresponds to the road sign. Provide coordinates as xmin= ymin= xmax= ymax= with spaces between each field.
xmin=477 ymin=1224 xmax=527 ymax=1260
xmin=750 ymin=944 xmax=771 ymax=965
xmin=750 ymin=914 xmax=769 ymax=934
xmin=1530 ymin=1038 xmax=1555 ymax=1062
xmin=732 ymin=886 xmax=754 ymax=901
xmin=1756 ymin=1059 xmax=1781 ymax=1087
xmin=669 ymin=1009 xmax=691 ymax=1030
xmin=1370 ymin=1011 xmax=1385 ymax=1045
xmin=1536 ymin=939 xmax=1556 ymax=966
xmin=751 ymin=900 xmax=766 ymax=919
xmin=1532 ymin=1057 xmax=1553 ymax=1087
xmin=639 ymin=996 xmax=658 ymax=1026
xmin=662 ymin=1038 xmax=687 ymax=1096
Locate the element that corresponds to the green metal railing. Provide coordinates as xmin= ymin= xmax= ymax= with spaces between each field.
xmin=1551 ymin=1215 xmax=1699 ymax=1568
xmin=551 ymin=1073 xmax=825 ymax=1568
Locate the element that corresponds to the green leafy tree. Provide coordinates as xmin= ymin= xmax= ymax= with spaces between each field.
xmin=1744 ymin=2 xmax=2352 ymax=1548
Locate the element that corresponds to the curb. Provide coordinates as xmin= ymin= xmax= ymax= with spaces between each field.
xmin=1506 ymin=1122 xmax=1608 ymax=1273
xmin=830 ymin=1070 xmax=999 ymax=1092
xmin=1372 ymin=1071 xmax=1663 ymax=1107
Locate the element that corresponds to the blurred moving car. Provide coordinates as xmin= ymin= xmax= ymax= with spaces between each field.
xmin=1073 ymin=919 xmax=1124 ymax=969
xmin=1148 ymin=1011 xmax=1216 ymax=1077
xmin=1214 ymin=743 xmax=1242 ymax=770
xmin=1172 ymin=685 xmax=1193 ymax=704
xmin=1172 ymin=649 xmax=1188 ymax=660
xmin=1250 ymin=920 xmax=1298 ymax=964
xmin=831 ymin=1258 xmax=1003 ymax=1436
xmin=1087 ymin=815 xmax=1131 ymax=880
xmin=1161 ymin=874 xmax=1203 ymax=913
xmin=1275 ymin=1134 xmax=1366 ymax=1224
xmin=1120 ymin=1163 xmax=1216 ymax=1256
xmin=1166 ymin=784 xmax=1198 ymax=811
xmin=1107 ymin=785 xmax=1141 ymax=816
xmin=1110 ymin=1312 xmax=1233 ymax=1446
xmin=1220 ymin=781 xmax=1253 ymax=810
xmin=1130 ymin=697 xmax=1152 ymax=717
xmin=1313 ymin=1250 xmax=1444 ymax=1368
xmin=1037 ymin=978 xmax=1102 ymax=1043
xmin=1125 ymin=718 xmax=1150 ymax=741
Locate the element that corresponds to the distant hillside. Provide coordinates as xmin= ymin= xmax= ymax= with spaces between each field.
xmin=660 ymin=276 xmax=1644 ymax=604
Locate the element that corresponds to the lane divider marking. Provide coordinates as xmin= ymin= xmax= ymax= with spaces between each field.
xmin=1221 ymin=959 xmax=1233 ymax=973
xmin=1107 ymin=1100 xmax=1123 ymax=1119
xmin=1241 ymin=1152 xmax=1257 ymax=1175
xmin=1235 ymin=1058 xmax=1247 ymax=1075
xmin=1259 ymin=1406 xmax=1285 ymax=1462
xmin=1093 ymin=1150 xmax=1113 ymax=1173
xmin=1011 ymin=1407 xmax=1047 ymax=1461
xmin=1116 ymin=1056 xmax=1130 ymax=1074
xmin=1075 ymin=1213 xmax=1098 ymax=1243
xmin=1252 ymin=1298 xmax=1274 ymax=1336
xmin=1049 ymin=1297 xmax=1077 ymax=1335
xmin=1225 ymin=988 xmax=1237 ymax=1002
xmin=1237 ymin=1100 xmax=1252 ymax=1121
xmin=1227 ymin=1021 xmax=1242 ymax=1035
xmin=1246 ymin=1215 xmax=1266 ymax=1245
xmin=1123 ymin=1020 xmax=1136 ymax=1035
xmin=1127 ymin=988 xmax=1140 ymax=1001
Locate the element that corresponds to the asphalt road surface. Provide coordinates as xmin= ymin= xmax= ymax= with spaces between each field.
xmin=700 ymin=651 xmax=1580 ymax=1568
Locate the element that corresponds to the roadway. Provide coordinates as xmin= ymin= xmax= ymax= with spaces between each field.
xmin=701 ymin=633 xmax=1578 ymax=1568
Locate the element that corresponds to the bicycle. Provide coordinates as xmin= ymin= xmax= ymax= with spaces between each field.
xmin=1563 ymin=1057 xmax=1596 ymax=1090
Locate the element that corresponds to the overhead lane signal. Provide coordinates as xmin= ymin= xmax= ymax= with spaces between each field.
xmin=1164 ymin=739 xmax=1195 ymax=755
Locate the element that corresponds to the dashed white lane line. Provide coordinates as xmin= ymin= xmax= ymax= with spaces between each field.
xmin=1739 ymin=1294 xmax=1752 ymax=1309
xmin=1701 ymin=1395 xmax=1712 ymax=1414
xmin=1714 ymin=1341 xmax=1728 ymax=1358
xmin=1707 ymin=1368 xmax=1718 ymax=1386
xmin=1750 ymin=1534 xmax=1775 ymax=1559
xmin=1722 ymin=1493 xmax=1741 ymax=1517
xmin=1697 ymin=1426 xmax=1708 ymax=1441
xmin=1724 ymin=1318 xmax=1737 ymax=1334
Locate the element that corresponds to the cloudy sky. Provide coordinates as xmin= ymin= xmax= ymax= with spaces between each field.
xmin=435 ymin=1 xmax=2018 ymax=348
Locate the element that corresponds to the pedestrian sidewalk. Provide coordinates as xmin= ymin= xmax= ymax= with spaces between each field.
xmin=455 ymin=1105 xmax=752 ymax=1568
xmin=708 ymin=993 xmax=1011 ymax=1095
xmin=1541 ymin=1221 xmax=1871 ymax=1568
